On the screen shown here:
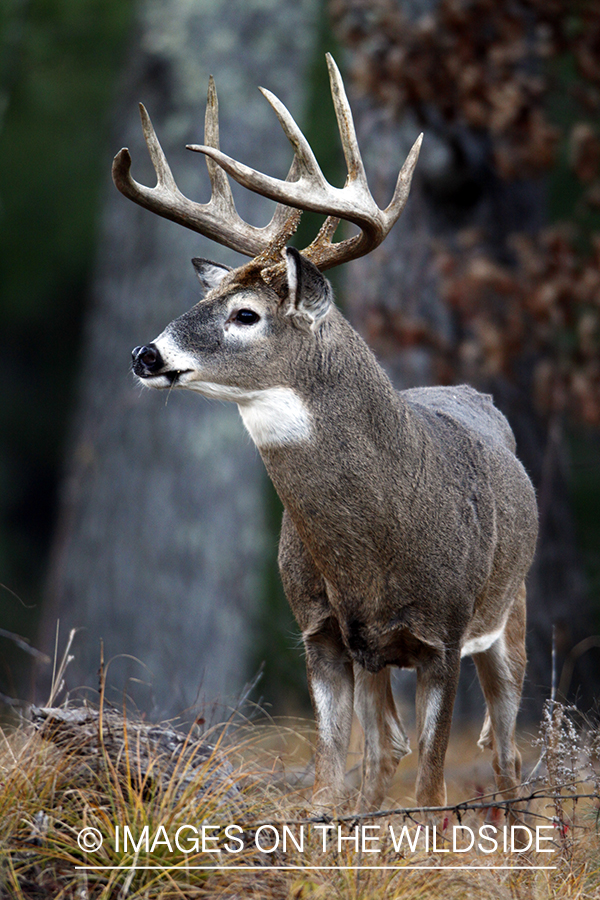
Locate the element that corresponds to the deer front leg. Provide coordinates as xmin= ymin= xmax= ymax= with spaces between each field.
xmin=415 ymin=650 xmax=461 ymax=809
xmin=278 ymin=512 xmax=354 ymax=812
xmin=304 ymin=619 xmax=354 ymax=812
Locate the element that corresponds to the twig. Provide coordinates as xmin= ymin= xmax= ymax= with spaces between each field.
xmin=551 ymin=623 xmax=557 ymax=714
xmin=558 ymin=636 xmax=600 ymax=699
xmin=0 ymin=690 xmax=27 ymax=708
xmin=0 ymin=628 xmax=50 ymax=663
xmin=46 ymin=625 xmax=77 ymax=707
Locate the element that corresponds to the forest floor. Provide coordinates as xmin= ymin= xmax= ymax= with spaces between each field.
xmin=0 ymin=696 xmax=599 ymax=899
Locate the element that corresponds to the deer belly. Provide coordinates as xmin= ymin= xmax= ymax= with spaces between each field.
xmin=343 ymin=615 xmax=439 ymax=672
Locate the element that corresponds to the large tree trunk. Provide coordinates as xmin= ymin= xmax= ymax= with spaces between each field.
xmin=39 ymin=0 xmax=319 ymax=720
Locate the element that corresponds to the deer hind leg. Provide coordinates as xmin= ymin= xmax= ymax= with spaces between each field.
xmin=304 ymin=618 xmax=354 ymax=812
xmin=353 ymin=664 xmax=410 ymax=811
xmin=472 ymin=582 xmax=527 ymax=800
xmin=477 ymin=710 xmax=493 ymax=751
xmin=415 ymin=650 xmax=461 ymax=809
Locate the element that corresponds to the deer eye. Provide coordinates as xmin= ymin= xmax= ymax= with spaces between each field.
xmin=234 ymin=309 xmax=260 ymax=325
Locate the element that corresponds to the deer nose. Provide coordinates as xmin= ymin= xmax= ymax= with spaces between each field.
xmin=132 ymin=344 xmax=164 ymax=374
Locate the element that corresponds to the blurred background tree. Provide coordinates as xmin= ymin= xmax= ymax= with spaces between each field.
xmin=1 ymin=0 xmax=329 ymax=717
xmin=1 ymin=0 xmax=598 ymax=719
xmin=0 ymin=0 xmax=133 ymax=702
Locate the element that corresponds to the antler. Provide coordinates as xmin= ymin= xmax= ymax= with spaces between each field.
xmin=113 ymin=54 xmax=422 ymax=272
xmin=188 ymin=54 xmax=422 ymax=272
xmin=112 ymin=76 xmax=301 ymax=259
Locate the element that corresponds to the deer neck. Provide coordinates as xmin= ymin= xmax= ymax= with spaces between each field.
xmin=249 ymin=314 xmax=416 ymax=567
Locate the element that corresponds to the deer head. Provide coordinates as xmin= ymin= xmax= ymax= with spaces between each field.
xmin=117 ymin=54 xmax=421 ymax=448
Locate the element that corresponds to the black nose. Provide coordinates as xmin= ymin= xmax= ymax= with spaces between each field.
xmin=132 ymin=344 xmax=164 ymax=374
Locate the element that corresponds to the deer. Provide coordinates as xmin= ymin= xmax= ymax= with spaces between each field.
xmin=114 ymin=54 xmax=538 ymax=816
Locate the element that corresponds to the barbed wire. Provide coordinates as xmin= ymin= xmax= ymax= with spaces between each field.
xmin=246 ymin=778 xmax=599 ymax=830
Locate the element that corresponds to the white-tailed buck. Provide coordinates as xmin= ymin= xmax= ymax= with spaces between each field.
xmin=115 ymin=55 xmax=538 ymax=813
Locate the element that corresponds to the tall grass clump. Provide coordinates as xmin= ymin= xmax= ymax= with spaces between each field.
xmin=0 ymin=697 xmax=598 ymax=899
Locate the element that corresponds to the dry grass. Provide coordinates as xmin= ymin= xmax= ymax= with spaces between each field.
xmin=0 ymin=699 xmax=599 ymax=899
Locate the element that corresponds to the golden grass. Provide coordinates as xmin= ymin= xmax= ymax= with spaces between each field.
xmin=0 ymin=701 xmax=598 ymax=900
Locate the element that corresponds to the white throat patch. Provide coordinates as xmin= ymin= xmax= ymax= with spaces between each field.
xmin=237 ymin=387 xmax=312 ymax=448
xmin=182 ymin=380 xmax=312 ymax=448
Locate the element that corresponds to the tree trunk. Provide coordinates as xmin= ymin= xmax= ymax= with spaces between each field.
xmin=39 ymin=0 xmax=319 ymax=720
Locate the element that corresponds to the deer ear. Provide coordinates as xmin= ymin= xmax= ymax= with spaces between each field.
xmin=191 ymin=258 xmax=231 ymax=296
xmin=284 ymin=247 xmax=333 ymax=330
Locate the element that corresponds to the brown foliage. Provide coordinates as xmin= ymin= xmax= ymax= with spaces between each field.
xmin=331 ymin=0 xmax=600 ymax=423
xmin=330 ymin=0 xmax=575 ymax=177
xmin=438 ymin=229 xmax=600 ymax=424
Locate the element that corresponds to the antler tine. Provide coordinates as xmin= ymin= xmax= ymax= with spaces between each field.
xmin=202 ymin=78 xmax=303 ymax=248
xmin=386 ymin=132 xmax=424 ymax=220
xmin=325 ymin=53 xmax=369 ymax=189
xmin=203 ymin=77 xmax=301 ymax=241
xmin=189 ymin=56 xmax=422 ymax=271
xmin=257 ymin=87 xmax=326 ymax=185
xmin=139 ymin=103 xmax=179 ymax=192
xmin=203 ymin=75 xmax=236 ymax=213
xmin=112 ymin=84 xmax=300 ymax=258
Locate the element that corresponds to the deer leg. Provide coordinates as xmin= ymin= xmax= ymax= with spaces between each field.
xmin=279 ymin=512 xmax=354 ymax=811
xmin=414 ymin=650 xmax=461 ymax=809
xmin=477 ymin=709 xmax=493 ymax=751
xmin=304 ymin=619 xmax=354 ymax=812
xmin=353 ymin=664 xmax=410 ymax=810
xmin=472 ymin=582 xmax=527 ymax=800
